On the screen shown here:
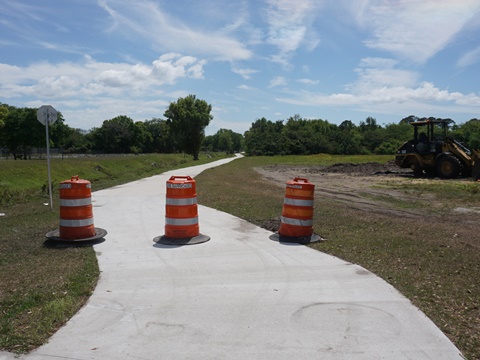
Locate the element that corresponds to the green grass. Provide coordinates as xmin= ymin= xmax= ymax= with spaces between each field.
xmin=2 ymin=152 xmax=478 ymax=358
xmin=0 ymin=153 xmax=228 ymax=206
xmin=0 ymin=152 xmax=230 ymax=353
xmin=379 ymin=178 xmax=480 ymax=203
xmin=232 ymin=153 xmax=393 ymax=167
xmin=195 ymin=155 xmax=480 ymax=360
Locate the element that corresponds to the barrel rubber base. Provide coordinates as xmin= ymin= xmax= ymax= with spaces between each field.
xmin=45 ymin=227 xmax=108 ymax=242
xmin=153 ymin=234 xmax=210 ymax=246
xmin=269 ymin=233 xmax=325 ymax=244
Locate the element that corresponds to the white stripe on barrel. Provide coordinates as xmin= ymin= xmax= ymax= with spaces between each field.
xmin=60 ymin=198 xmax=92 ymax=207
xmin=59 ymin=218 xmax=95 ymax=227
xmin=166 ymin=197 xmax=197 ymax=206
xmin=165 ymin=217 xmax=198 ymax=226
xmin=280 ymin=216 xmax=313 ymax=227
xmin=283 ymin=198 xmax=314 ymax=207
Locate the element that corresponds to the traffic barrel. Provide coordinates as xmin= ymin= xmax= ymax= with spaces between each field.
xmin=46 ymin=176 xmax=107 ymax=243
xmin=154 ymin=175 xmax=209 ymax=245
xmin=270 ymin=177 xmax=322 ymax=244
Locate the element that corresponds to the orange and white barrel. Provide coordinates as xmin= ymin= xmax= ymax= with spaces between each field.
xmin=59 ymin=176 xmax=95 ymax=240
xmin=165 ymin=175 xmax=199 ymax=238
xmin=278 ymin=177 xmax=315 ymax=238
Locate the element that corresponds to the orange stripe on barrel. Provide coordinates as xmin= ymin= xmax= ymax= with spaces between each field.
xmin=165 ymin=175 xmax=200 ymax=238
xmin=278 ymin=177 xmax=315 ymax=238
xmin=59 ymin=176 xmax=95 ymax=240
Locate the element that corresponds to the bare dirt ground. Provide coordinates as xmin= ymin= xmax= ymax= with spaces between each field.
xmin=255 ymin=161 xmax=480 ymax=248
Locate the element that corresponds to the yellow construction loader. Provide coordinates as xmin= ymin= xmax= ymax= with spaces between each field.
xmin=395 ymin=119 xmax=480 ymax=180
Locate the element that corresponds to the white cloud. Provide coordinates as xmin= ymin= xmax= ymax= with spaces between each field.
xmin=237 ymin=84 xmax=253 ymax=90
xmin=0 ymin=54 xmax=205 ymax=99
xmin=356 ymin=67 xmax=417 ymax=89
xmin=232 ymin=67 xmax=259 ymax=80
xmin=297 ymin=78 xmax=319 ymax=85
xmin=97 ymin=69 xmax=135 ymax=87
xmin=99 ymin=0 xmax=251 ymax=61
xmin=152 ymin=54 xmax=204 ymax=84
xmin=187 ymin=62 xmax=207 ymax=79
xmin=457 ymin=46 xmax=480 ymax=68
xmin=339 ymin=57 xmax=419 ymax=96
xmin=0 ymin=54 xmax=207 ymax=128
xmin=276 ymin=82 xmax=480 ymax=108
xmin=60 ymin=98 xmax=171 ymax=129
xmin=264 ymin=0 xmax=320 ymax=65
xmin=37 ymin=75 xmax=80 ymax=97
xmin=269 ymin=76 xmax=287 ymax=88
xmin=358 ymin=57 xmax=397 ymax=69
xmin=275 ymin=56 xmax=480 ymax=116
xmin=347 ymin=0 xmax=480 ymax=63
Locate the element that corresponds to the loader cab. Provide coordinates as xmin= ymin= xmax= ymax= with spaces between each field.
xmin=410 ymin=119 xmax=452 ymax=155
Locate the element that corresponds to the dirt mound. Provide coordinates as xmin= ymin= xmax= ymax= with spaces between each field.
xmin=263 ymin=160 xmax=411 ymax=176
xmin=316 ymin=161 xmax=407 ymax=175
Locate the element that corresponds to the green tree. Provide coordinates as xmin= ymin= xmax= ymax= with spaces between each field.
xmin=131 ymin=121 xmax=153 ymax=154
xmin=0 ymin=103 xmax=7 ymax=131
xmin=48 ymin=112 xmax=70 ymax=149
xmin=144 ymin=118 xmax=177 ymax=153
xmin=339 ymin=120 xmax=355 ymax=131
xmin=307 ymin=118 xmax=337 ymax=154
xmin=0 ymin=104 xmax=10 ymax=150
xmin=202 ymin=135 xmax=214 ymax=152
xmin=283 ymin=115 xmax=310 ymax=155
xmin=1 ymin=106 xmax=44 ymax=159
xmin=359 ymin=116 xmax=380 ymax=132
xmin=63 ymin=129 xmax=90 ymax=154
xmin=206 ymin=129 xmax=243 ymax=153
xmin=400 ymin=115 xmax=419 ymax=124
xmin=244 ymin=118 xmax=284 ymax=155
xmin=164 ymin=95 xmax=213 ymax=160
xmin=90 ymin=115 xmax=136 ymax=153
xmin=230 ymin=131 xmax=244 ymax=153
xmin=217 ymin=129 xmax=234 ymax=153
xmin=453 ymin=118 xmax=480 ymax=150
xmin=358 ymin=117 xmax=385 ymax=153
xmin=281 ymin=115 xmax=333 ymax=155
xmin=332 ymin=122 xmax=364 ymax=155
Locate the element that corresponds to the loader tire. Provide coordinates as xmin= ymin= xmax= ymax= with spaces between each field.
xmin=473 ymin=161 xmax=480 ymax=181
xmin=412 ymin=161 xmax=423 ymax=177
xmin=436 ymin=156 xmax=461 ymax=179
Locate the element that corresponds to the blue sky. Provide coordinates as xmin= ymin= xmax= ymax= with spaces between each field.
xmin=1 ymin=0 xmax=480 ymax=135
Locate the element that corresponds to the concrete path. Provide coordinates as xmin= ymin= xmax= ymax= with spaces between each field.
xmin=2 ymin=155 xmax=464 ymax=359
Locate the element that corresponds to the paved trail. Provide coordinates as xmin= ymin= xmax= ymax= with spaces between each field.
xmin=1 ymin=155 xmax=463 ymax=359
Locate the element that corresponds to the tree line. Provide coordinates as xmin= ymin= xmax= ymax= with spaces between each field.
xmin=244 ymin=115 xmax=480 ymax=156
xmin=0 ymin=96 xmax=240 ymax=160
xmin=2 ymin=100 xmax=479 ymax=160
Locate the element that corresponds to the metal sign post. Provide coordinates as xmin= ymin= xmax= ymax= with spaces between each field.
xmin=37 ymin=105 xmax=58 ymax=211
